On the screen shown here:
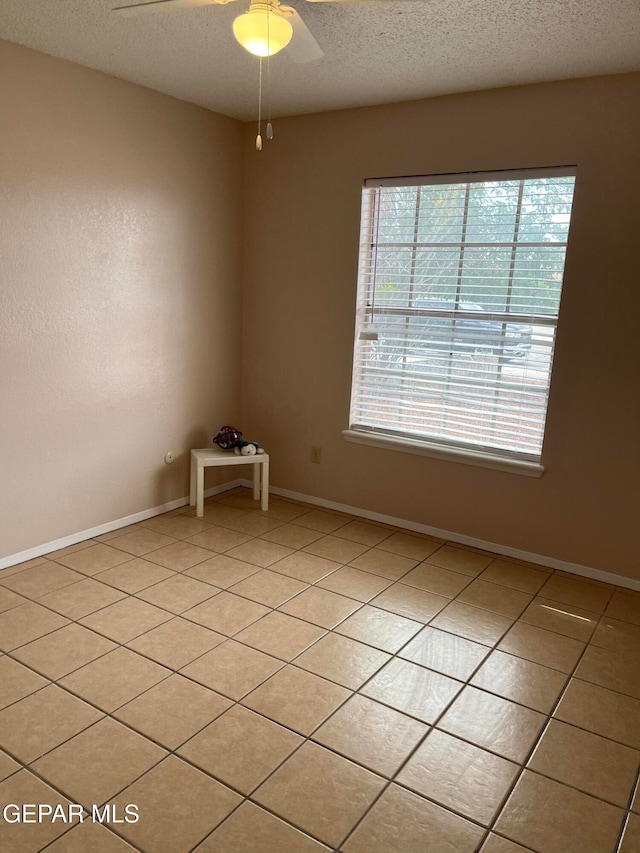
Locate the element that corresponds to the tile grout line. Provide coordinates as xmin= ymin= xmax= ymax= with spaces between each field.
xmin=614 ymin=766 xmax=640 ymax=853
xmin=12 ymin=545 xmax=635 ymax=706
xmin=1 ymin=505 xmax=622 ymax=627
xmin=335 ymin=577 xmax=636 ymax=852
xmin=2 ymin=554 xmax=386 ymax=851
xmin=0 ymin=540 xmax=476 ymax=851
xmin=5 ymin=528 xmax=627 ymax=659
xmin=5 ymin=586 xmax=636 ymax=794
xmin=1 ymin=491 xmax=638 ymax=852
xmin=2 ymin=539 xmax=637 ymax=740
xmin=333 ymin=596 xmax=533 ymax=851
xmin=474 ymin=588 xmax=623 ymax=852
xmin=2 ymin=537 xmax=637 ymax=728
xmin=6 ymin=626 xmax=365 ymax=852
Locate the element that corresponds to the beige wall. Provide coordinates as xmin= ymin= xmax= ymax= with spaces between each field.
xmin=2 ymin=42 xmax=638 ymax=581
xmin=0 ymin=41 xmax=243 ymax=560
xmin=241 ymin=74 xmax=640 ymax=580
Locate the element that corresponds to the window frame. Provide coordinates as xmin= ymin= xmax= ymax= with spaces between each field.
xmin=345 ymin=166 xmax=577 ymax=476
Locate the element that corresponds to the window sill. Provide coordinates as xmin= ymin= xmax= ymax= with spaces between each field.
xmin=342 ymin=429 xmax=545 ymax=477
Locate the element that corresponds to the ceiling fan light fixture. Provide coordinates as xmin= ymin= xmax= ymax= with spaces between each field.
xmin=233 ymin=3 xmax=293 ymax=57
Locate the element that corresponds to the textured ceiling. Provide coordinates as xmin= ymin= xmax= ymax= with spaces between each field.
xmin=1 ymin=0 xmax=639 ymax=121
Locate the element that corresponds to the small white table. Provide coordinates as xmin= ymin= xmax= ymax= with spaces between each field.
xmin=190 ymin=447 xmax=269 ymax=517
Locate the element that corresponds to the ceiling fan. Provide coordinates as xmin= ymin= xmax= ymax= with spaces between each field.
xmin=113 ymin=0 xmax=332 ymax=64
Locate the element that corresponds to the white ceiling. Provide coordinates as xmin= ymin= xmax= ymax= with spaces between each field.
xmin=1 ymin=0 xmax=639 ymax=121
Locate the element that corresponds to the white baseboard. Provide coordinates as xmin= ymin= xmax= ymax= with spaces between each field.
xmin=240 ymin=479 xmax=640 ymax=593
xmin=4 ymin=478 xmax=638 ymax=593
xmin=0 ymin=480 xmax=243 ymax=572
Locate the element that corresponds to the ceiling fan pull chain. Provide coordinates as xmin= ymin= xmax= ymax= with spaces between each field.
xmin=266 ymin=22 xmax=273 ymax=140
xmin=256 ymin=56 xmax=263 ymax=151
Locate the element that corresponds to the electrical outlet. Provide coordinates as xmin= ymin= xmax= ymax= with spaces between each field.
xmin=311 ymin=446 xmax=322 ymax=464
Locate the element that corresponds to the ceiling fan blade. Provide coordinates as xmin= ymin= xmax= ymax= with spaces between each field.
xmin=280 ymin=7 xmax=324 ymax=63
xmin=113 ymin=0 xmax=233 ymax=16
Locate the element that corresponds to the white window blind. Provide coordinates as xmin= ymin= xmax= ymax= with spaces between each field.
xmin=349 ymin=167 xmax=576 ymax=463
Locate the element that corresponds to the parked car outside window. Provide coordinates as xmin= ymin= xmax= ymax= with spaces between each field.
xmin=408 ymin=299 xmax=532 ymax=360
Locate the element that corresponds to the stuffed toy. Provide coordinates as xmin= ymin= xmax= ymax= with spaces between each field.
xmin=234 ymin=440 xmax=264 ymax=456
xmin=213 ymin=426 xmax=264 ymax=455
xmin=213 ymin=425 xmax=243 ymax=450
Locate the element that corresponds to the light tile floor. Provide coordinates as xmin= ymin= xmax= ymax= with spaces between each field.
xmin=1 ymin=487 xmax=639 ymax=852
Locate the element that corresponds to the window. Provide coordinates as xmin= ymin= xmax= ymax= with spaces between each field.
xmin=346 ymin=167 xmax=576 ymax=474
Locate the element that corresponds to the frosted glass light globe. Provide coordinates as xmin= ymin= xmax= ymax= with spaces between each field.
xmin=233 ymin=7 xmax=293 ymax=57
